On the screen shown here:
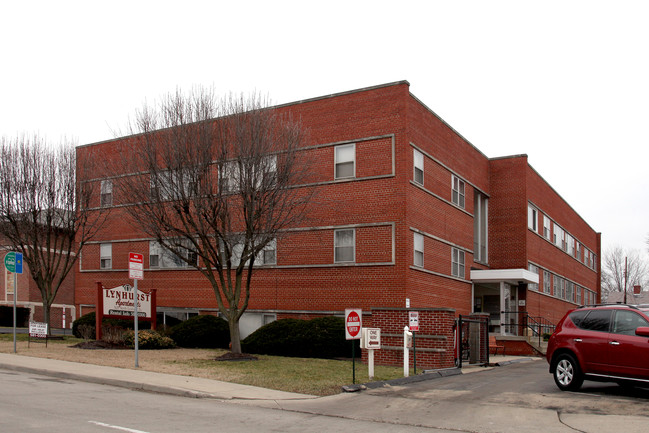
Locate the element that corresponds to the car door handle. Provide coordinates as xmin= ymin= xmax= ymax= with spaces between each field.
xmin=609 ymin=341 xmax=620 ymax=346
xmin=574 ymin=338 xmax=582 ymax=342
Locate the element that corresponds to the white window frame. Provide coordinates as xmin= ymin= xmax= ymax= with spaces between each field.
xmin=334 ymin=144 xmax=355 ymax=180
xmin=528 ymin=264 xmax=539 ymax=291
xmin=543 ymin=215 xmax=551 ymax=240
xmin=413 ymin=232 xmax=424 ymax=267
xmin=543 ymin=270 xmax=552 ymax=294
xmin=149 ymin=240 xmax=198 ymax=269
xmin=334 ymin=228 xmax=355 ymax=263
xmin=528 ymin=205 xmax=538 ymax=232
xmin=256 ymin=239 xmax=277 ymax=266
xmin=452 ymin=175 xmax=465 ymax=208
xmin=554 ymin=225 xmax=564 ymax=249
xmin=100 ymin=243 xmax=112 ymax=269
xmin=473 ymin=191 xmax=488 ymax=263
xmin=451 ymin=248 xmax=465 ymax=278
xmin=413 ymin=149 xmax=424 ymax=185
xmin=100 ymin=180 xmax=113 ymax=207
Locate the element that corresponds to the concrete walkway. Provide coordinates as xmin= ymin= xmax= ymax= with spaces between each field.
xmin=0 ymin=351 xmax=536 ymax=400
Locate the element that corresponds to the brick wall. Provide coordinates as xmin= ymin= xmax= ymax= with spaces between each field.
xmin=363 ymin=308 xmax=456 ymax=370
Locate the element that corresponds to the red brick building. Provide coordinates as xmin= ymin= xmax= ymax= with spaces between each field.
xmin=74 ymin=81 xmax=601 ymax=347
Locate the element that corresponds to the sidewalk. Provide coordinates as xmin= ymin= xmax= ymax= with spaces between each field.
xmin=0 ymin=350 xmax=537 ymax=400
xmin=0 ymin=352 xmax=316 ymax=401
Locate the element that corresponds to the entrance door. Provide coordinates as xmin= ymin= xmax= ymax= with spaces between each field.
xmin=502 ymin=283 xmax=518 ymax=335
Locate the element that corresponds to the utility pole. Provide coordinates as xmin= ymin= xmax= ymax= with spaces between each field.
xmin=623 ymin=256 xmax=628 ymax=304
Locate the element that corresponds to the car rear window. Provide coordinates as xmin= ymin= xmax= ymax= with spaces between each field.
xmin=568 ymin=310 xmax=589 ymax=327
xmin=573 ymin=309 xmax=612 ymax=332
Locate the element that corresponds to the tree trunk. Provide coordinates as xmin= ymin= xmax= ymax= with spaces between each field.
xmin=228 ymin=314 xmax=242 ymax=354
xmin=43 ymin=302 xmax=52 ymax=336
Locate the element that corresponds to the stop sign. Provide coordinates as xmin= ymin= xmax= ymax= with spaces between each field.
xmin=345 ymin=309 xmax=362 ymax=340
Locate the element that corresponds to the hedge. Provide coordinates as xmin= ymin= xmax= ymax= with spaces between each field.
xmin=168 ymin=315 xmax=230 ymax=348
xmin=242 ymin=317 xmax=359 ymax=358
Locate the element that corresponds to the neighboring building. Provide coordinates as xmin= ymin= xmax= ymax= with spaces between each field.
xmin=74 ymin=81 xmax=601 ymax=340
xmin=607 ymin=286 xmax=649 ymax=305
xmin=1 ymin=246 xmax=76 ymax=328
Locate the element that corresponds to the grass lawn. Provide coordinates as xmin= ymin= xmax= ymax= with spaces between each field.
xmin=0 ymin=333 xmax=412 ymax=396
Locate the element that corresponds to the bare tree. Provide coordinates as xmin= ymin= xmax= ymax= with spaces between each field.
xmin=601 ymin=246 xmax=649 ymax=300
xmin=0 ymin=136 xmax=107 ymax=331
xmin=116 ymin=89 xmax=311 ymax=353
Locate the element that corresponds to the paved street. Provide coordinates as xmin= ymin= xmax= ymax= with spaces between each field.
xmin=0 ymin=368 xmax=442 ymax=433
xmin=2 ymin=356 xmax=649 ymax=432
xmin=262 ymin=359 xmax=649 ymax=432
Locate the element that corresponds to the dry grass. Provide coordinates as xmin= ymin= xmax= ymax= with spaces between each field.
xmin=0 ymin=335 xmax=407 ymax=396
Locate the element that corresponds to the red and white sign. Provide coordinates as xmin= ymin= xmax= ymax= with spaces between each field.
xmin=129 ymin=252 xmax=144 ymax=280
xmin=345 ymin=308 xmax=362 ymax=340
xmin=409 ymin=311 xmax=419 ymax=331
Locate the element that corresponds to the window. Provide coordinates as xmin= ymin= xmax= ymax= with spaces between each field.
xmin=577 ymin=309 xmax=612 ymax=332
xmin=543 ymin=215 xmax=551 ymax=240
xmin=565 ymin=281 xmax=574 ymax=302
xmin=334 ymin=229 xmax=355 ymax=263
xmin=575 ymin=286 xmax=582 ymax=305
xmin=413 ymin=149 xmax=424 ymax=185
xmin=452 ymin=248 xmax=465 ymax=278
xmin=575 ymin=242 xmax=581 ymax=260
xmin=413 ymin=232 xmax=424 ymax=267
xmin=100 ymin=180 xmax=113 ymax=207
xmin=100 ymin=243 xmax=112 ymax=269
xmin=554 ymin=225 xmax=564 ymax=249
xmin=613 ymin=310 xmax=649 ymax=336
xmin=554 ymin=276 xmax=564 ymax=299
xmin=565 ymin=233 xmax=574 ymax=255
xmin=452 ymin=176 xmax=465 ymax=208
xmin=528 ymin=264 xmax=539 ymax=291
xmin=220 ymin=161 xmax=240 ymax=194
xmin=473 ymin=191 xmax=488 ymax=263
xmin=543 ymin=270 xmax=552 ymax=294
xmin=149 ymin=240 xmax=198 ymax=268
xmin=335 ymin=144 xmax=355 ymax=179
xmin=256 ymin=239 xmax=277 ymax=266
xmin=528 ymin=205 xmax=538 ymax=232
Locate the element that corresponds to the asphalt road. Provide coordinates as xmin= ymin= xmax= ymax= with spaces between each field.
xmin=263 ymin=358 xmax=649 ymax=432
xmin=0 ymin=368 xmax=447 ymax=433
xmin=3 ymin=358 xmax=649 ymax=432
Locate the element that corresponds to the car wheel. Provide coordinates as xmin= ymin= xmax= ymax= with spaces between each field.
xmin=553 ymin=353 xmax=583 ymax=391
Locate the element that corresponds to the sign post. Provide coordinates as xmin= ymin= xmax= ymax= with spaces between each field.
xmin=409 ymin=311 xmax=419 ymax=374
xmin=129 ymin=253 xmax=144 ymax=368
xmin=345 ymin=308 xmax=362 ymax=384
xmin=4 ymin=252 xmax=23 ymax=353
xmin=361 ymin=328 xmax=381 ymax=380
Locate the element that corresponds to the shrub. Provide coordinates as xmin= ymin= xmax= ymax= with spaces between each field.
xmin=169 ymin=315 xmax=230 ymax=348
xmin=72 ymin=312 xmax=151 ymax=339
xmin=101 ymin=324 xmax=127 ymax=345
xmin=242 ymin=317 xmax=359 ymax=359
xmin=123 ymin=329 xmax=176 ymax=349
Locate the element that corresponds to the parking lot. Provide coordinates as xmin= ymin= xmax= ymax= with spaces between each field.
xmin=268 ymin=358 xmax=649 ymax=432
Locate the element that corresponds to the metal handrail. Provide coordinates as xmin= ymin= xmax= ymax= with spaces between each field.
xmin=501 ymin=311 xmax=556 ymax=347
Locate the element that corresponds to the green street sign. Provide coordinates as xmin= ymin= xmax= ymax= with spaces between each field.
xmin=4 ymin=252 xmax=23 ymax=274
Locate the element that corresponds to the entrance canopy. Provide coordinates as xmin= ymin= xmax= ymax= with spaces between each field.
xmin=470 ymin=268 xmax=539 ymax=285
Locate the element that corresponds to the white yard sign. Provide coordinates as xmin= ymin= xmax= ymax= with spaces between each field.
xmin=103 ymin=284 xmax=152 ymax=318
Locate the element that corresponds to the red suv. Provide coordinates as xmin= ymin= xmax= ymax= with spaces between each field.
xmin=547 ymin=304 xmax=649 ymax=391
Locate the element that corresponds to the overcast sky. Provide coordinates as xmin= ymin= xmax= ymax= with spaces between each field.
xmin=2 ymin=1 xmax=648 ymax=258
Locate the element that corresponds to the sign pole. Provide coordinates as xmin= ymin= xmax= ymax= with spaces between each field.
xmin=344 ymin=308 xmax=362 ymax=385
xmin=134 ymin=279 xmax=139 ymax=368
xmin=5 ymin=252 xmax=22 ymax=353
xmin=13 ymin=270 xmax=17 ymax=353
